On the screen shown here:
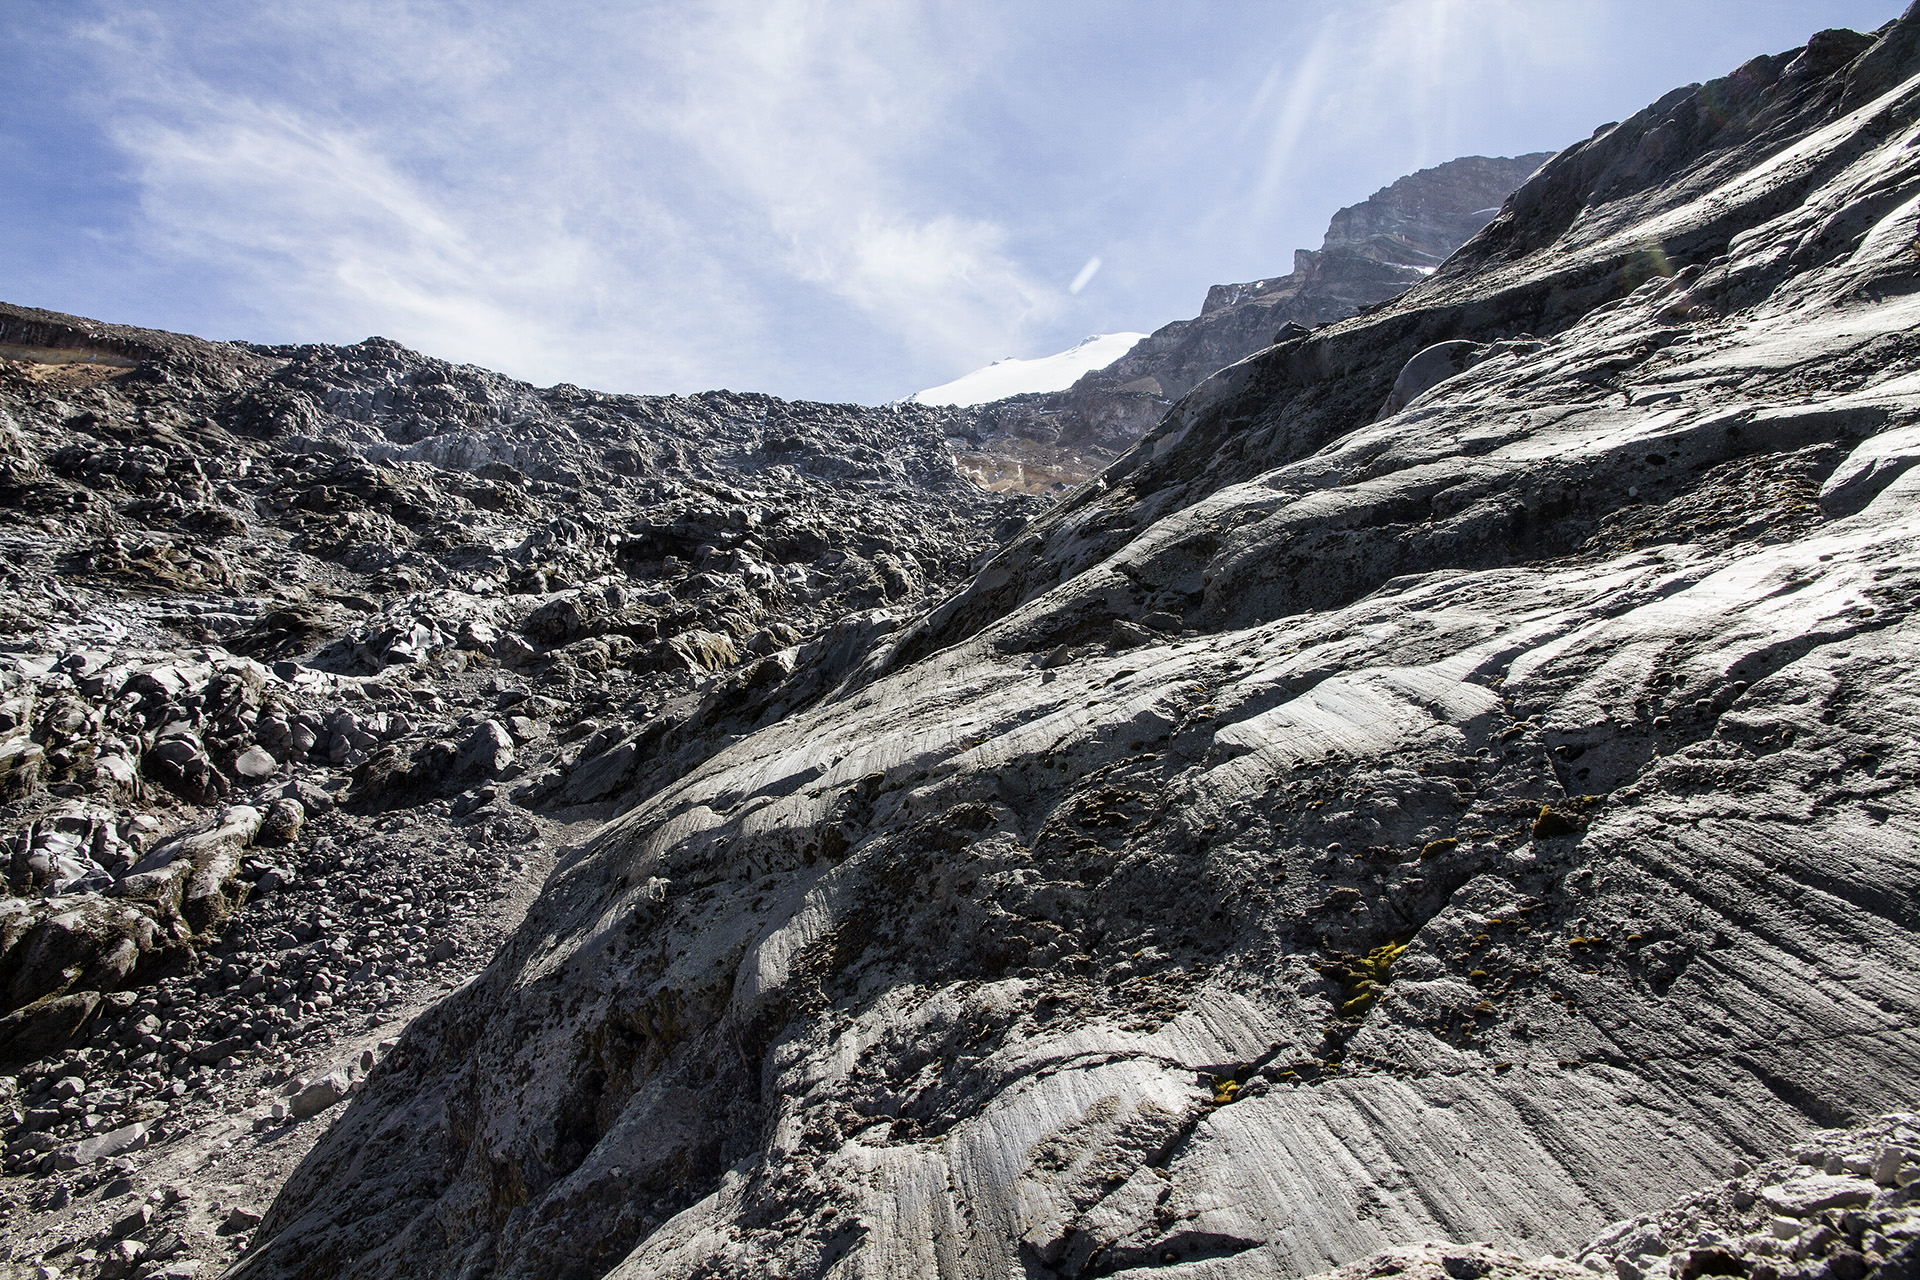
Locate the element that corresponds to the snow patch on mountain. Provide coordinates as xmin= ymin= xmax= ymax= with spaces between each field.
xmin=908 ymin=332 xmax=1147 ymax=406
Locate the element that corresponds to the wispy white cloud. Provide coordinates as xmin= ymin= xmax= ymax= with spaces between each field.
xmin=69 ymin=4 xmax=758 ymax=391
xmin=8 ymin=0 xmax=1901 ymax=402
xmin=657 ymin=0 xmax=1058 ymax=373
xmin=1240 ymin=0 xmax=1597 ymax=228
xmin=116 ymin=109 xmax=586 ymax=374
xmin=57 ymin=0 xmax=1059 ymax=396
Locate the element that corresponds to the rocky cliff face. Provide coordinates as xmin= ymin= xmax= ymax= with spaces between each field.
xmin=222 ymin=12 xmax=1920 ymax=1280
xmin=950 ymin=153 xmax=1550 ymax=492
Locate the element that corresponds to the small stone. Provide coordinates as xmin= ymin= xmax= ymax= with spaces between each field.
xmin=258 ymin=798 xmax=304 ymax=845
xmin=190 ymin=1035 xmax=247 ymax=1066
xmin=1616 ymin=1226 xmax=1666 ymax=1260
xmin=1873 ymin=1145 xmax=1909 ymax=1186
xmin=111 ymin=1203 xmax=152 ymax=1237
xmin=69 ymin=1121 xmax=147 ymax=1166
xmin=288 ymin=1072 xmax=348 ymax=1119
xmin=454 ymin=617 xmax=497 ymax=652
xmin=234 ymin=745 xmax=278 ymax=779
xmin=1792 ymin=1226 xmax=1839 ymax=1263
xmin=1824 ymin=1250 xmax=1869 ymax=1280
xmin=145 ymin=1229 xmax=186 ymax=1262
xmin=455 ymin=720 xmax=515 ymax=777
xmin=221 ymin=1204 xmax=263 ymax=1232
xmin=431 ymin=937 xmax=458 ymax=962
xmin=495 ymin=635 xmax=539 ymax=666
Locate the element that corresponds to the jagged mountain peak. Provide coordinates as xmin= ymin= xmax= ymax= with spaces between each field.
xmin=1320 ymin=152 xmax=1558 ymax=264
xmin=943 ymin=150 xmax=1550 ymax=494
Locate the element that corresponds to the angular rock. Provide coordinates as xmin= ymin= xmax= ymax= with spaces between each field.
xmin=258 ymin=797 xmax=304 ymax=845
xmin=65 ymin=1121 xmax=147 ymax=1167
xmin=111 ymin=1202 xmax=152 ymax=1237
xmin=455 ymin=720 xmax=514 ymax=777
xmin=0 ymin=731 xmax=43 ymax=801
xmin=222 ymin=1204 xmax=264 ymax=1232
xmin=189 ymin=1034 xmax=248 ymax=1066
xmin=495 ymin=634 xmax=540 ymax=667
xmin=663 ymin=629 xmax=739 ymax=673
xmin=0 ymin=991 xmax=101 ymax=1069
xmin=233 ymin=745 xmax=278 ymax=779
xmin=560 ymin=739 xmax=638 ymax=805
xmin=178 ymin=805 xmax=263 ymax=933
xmin=288 ymin=1072 xmax=348 ymax=1119
xmin=1760 ymin=1176 xmax=1878 ymax=1217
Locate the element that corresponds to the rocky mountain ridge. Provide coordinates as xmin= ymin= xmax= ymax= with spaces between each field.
xmin=949 ymin=152 xmax=1551 ymax=492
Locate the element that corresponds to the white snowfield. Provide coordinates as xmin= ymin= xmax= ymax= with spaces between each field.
xmin=908 ymin=332 xmax=1147 ymax=406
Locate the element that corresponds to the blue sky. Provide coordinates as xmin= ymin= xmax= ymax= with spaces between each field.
xmin=1 ymin=2 xmax=1904 ymax=403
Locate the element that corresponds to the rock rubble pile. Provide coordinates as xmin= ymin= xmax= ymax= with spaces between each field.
xmin=0 ymin=300 xmax=1030 ymax=1274
xmin=1572 ymin=1110 xmax=1920 ymax=1280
